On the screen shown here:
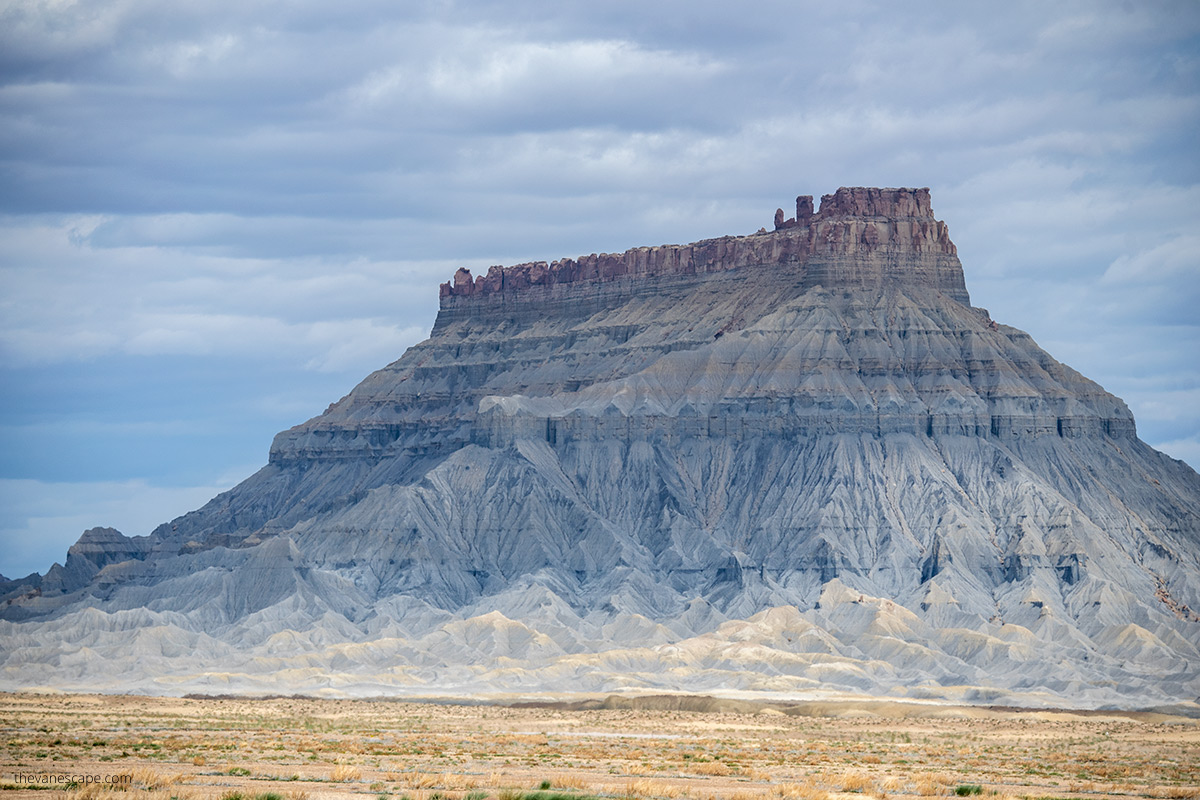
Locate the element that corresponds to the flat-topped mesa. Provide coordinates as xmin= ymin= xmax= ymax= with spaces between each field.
xmin=438 ymin=187 xmax=966 ymax=306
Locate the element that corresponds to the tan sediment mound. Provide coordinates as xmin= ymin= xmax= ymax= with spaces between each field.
xmin=508 ymin=693 xmax=1200 ymax=723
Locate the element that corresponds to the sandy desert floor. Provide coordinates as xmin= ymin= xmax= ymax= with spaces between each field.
xmin=0 ymin=692 xmax=1196 ymax=800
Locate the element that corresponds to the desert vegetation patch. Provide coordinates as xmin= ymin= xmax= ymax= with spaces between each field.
xmin=0 ymin=693 xmax=1196 ymax=800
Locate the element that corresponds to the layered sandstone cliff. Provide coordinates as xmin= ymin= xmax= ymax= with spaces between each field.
xmin=265 ymin=187 xmax=1129 ymax=471
xmin=438 ymin=187 xmax=963 ymax=305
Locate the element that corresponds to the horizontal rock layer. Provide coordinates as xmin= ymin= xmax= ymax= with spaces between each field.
xmin=270 ymin=266 xmax=1130 ymax=466
xmin=439 ymin=187 xmax=963 ymax=304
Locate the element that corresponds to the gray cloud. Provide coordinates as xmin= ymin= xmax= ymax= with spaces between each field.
xmin=1 ymin=0 xmax=1198 ymax=577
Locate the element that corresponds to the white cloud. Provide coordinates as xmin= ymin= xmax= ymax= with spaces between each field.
xmin=1150 ymin=435 xmax=1200 ymax=470
xmin=302 ymin=320 xmax=427 ymax=373
xmin=425 ymin=37 xmax=723 ymax=103
xmin=0 ymin=477 xmax=234 ymax=579
xmin=1103 ymin=235 xmax=1200 ymax=284
xmin=1125 ymin=387 xmax=1200 ymax=425
xmin=1 ymin=0 xmax=1198 ymax=572
xmin=0 ymin=0 xmax=141 ymax=57
xmin=0 ymin=214 xmax=440 ymax=372
xmin=148 ymin=32 xmax=240 ymax=78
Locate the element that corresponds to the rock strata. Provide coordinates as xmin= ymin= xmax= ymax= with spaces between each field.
xmin=439 ymin=187 xmax=961 ymax=304
xmin=1 ymin=188 xmax=1197 ymax=707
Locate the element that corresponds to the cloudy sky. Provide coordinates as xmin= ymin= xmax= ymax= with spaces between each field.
xmin=1 ymin=0 xmax=1198 ymax=579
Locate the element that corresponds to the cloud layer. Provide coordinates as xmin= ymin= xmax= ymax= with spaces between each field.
xmin=1 ymin=0 xmax=1198 ymax=576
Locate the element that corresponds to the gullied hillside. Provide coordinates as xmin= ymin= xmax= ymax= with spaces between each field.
xmin=2 ymin=188 xmax=1198 ymax=707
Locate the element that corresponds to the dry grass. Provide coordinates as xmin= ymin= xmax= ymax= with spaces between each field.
xmin=2 ymin=691 xmax=1197 ymax=800
xmin=402 ymin=771 xmax=484 ymax=791
xmin=131 ymin=768 xmax=186 ymax=790
xmin=1157 ymin=789 xmax=1200 ymax=800
xmin=66 ymin=785 xmax=118 ymax=800
xmin=550 ymin=772 xmax=590 ymax=790
xmin=839 ymin=770 xmax=874 ymax=793
xmin=912 ymin=775 xmax=940 ymax=796
xmin=690 ymin=760 xmax=731 ymax=776
xmin=328 ymin=762 xmax=362 ymax=782
xmin=772 ymin=781 xmax=829 ymax=800
xmin=406 ymin=772 xmax=441 ymax=789
xmin=625 ymin=777 xmax=690 ymax=797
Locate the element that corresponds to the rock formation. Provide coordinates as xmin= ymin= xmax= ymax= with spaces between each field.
xmin=2 ymin=188 xmax=1198 ymax=708
xmin=441 ymin=188 xmax=959 ymax=302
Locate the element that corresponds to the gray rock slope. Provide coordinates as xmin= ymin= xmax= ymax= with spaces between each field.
xmin=3 ymin=188 xmax=1198 ymax=707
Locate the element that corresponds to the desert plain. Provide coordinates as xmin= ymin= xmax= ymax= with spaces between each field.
xmin=0 ymin=692 xmax=1196 ymax=800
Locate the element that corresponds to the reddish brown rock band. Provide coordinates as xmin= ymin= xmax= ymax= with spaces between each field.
xmin=439 ymin=188 xmax=955 ymax=301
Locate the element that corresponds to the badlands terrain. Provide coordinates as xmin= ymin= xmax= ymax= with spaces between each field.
xmin=0 ymin=691 xmax=1197 ymax=800
xmin=1 ymin=187 xmax=1198 ymax=705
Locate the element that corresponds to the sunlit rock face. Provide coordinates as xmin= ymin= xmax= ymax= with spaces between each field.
xmin=2 ymin=188 xmax=1198 ymax=708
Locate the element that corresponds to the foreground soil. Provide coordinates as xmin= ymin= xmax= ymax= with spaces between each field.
xmin=0 ymin=692 xmax=1196 ymax=800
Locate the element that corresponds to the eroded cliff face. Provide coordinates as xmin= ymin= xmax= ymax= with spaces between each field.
xmin=264 ymin=188 xmax=1128 ymax=468
xmin=1 ymin=188 xmax=1197 ymax=707
xmin=437 ymin=187 xmax=962 ymax=302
